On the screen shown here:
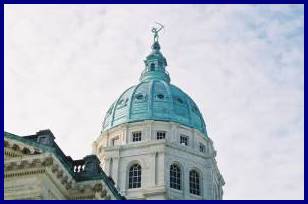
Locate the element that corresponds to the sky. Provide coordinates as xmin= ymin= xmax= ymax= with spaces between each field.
xmin=4 ymin=4 xmax=304 ymax=200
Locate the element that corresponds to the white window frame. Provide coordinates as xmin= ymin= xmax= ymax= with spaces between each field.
xmin=156 ymin=131 xmax=166 ymax=140
xmin=132 ymin=131 xmax=142 ymax=142
xmin=189 ymin=170 xmax=201 ymax=196
xmin=111 ymin=136 xmax=120 ymax=146
xmin=199 ymin=143 xmax=205 ymax=153
xmin=128 ymin=163 xmax=142 ymax=189
xmin=180 ymin=135 xmax=189 ymax=146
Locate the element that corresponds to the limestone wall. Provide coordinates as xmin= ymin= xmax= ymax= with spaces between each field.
xmin=94 ymin=120 xmax=224 ymax=200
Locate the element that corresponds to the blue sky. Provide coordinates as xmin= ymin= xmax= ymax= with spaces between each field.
xmin=4 ymin=4 xmax=304 ymax=199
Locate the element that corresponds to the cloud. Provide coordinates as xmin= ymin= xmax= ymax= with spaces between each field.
xmin=4 ymin=4 xmax=304 ymax=199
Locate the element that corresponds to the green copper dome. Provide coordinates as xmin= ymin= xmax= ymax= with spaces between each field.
xmin=102 ymin=40 xmax=207 ymax=136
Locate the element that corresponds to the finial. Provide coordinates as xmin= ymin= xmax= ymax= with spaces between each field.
xmin=151 ymin=22 xmax=164 ymax=43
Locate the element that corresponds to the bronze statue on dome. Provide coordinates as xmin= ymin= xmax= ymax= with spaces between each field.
xmin=151 ymin=22 xmax=164 ymax=42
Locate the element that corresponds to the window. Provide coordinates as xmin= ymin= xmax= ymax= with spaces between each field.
xmin=150 ymin=63 xmax=155 ymax=71
xmin=132 ymin=131 xmax=142 ymax=142
xmin=107 ymin=105 xmax=114 ymax=115
xmin=180 ymin=135 xmax=189 ymax=146
xmin=189 ymin=170 xmax=200 ymax=195
xmin=157 ymin=131 xmax=166 ymax=140
xmin=38 ymin=136 xmax=50 ymax=145
xmin=192 ymin=105 xmax=199 ymax=113
xmin=157 ymin=94 xmax=165 ymax=100
xmin=177 ymin=98 xmax=184 ymax=104
xmin=134 ymin=93 xmax=146 ymax=103
xmin=199 ymin=143 xmax=205 ymax=153
xmin=128 ymin=164 xmax=141 ymax=189
xmin=112 ymin=137 xmax=120 ymax=146
xmin=174 ymin=96 xmax=184 ymax=105
xmin=118 ymin=99 xmax=124 ymax=105
xmin=135 ymin=93 xmax=144 ymax=100
xmin=170 ymin=164 xmax=181 ymax=190
xmin=117 ymin=98 xmax=128 ymax=108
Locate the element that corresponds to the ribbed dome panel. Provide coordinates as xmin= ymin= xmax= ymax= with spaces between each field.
xmin=102 ymin=40 xmax=207 ymax=136
xmin=102 ymin=80 xmax=207 ymax=136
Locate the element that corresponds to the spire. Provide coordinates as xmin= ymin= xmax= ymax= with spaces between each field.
xmin=139 ymin=23 xmax=170 ymax=83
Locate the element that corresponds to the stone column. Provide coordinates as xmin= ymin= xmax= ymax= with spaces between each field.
xmin=149 ymin=152 xmax=157 ymax=187
xmin=144 ymin=120 xmax=152 ymax=141
xmin=183 ymin=165 xmax=190 ymax=199
xmin=124 ymin=125 xmax=129 ymax=145
xmin=191 ymin=129 xmax=196 ymax=149
xmin=170 ymin=123 xmax=177 ymax=143
xmin=113 ymin=157 xmax=119 ymax=184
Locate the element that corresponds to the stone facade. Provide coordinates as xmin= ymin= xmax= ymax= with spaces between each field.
xmin=4 ymin=130 xmax=125 ymax=200
xmin=94 ymin=32 xmax=225 ymax=200
xmin=93 ymin=120 xmax=224 ymax=200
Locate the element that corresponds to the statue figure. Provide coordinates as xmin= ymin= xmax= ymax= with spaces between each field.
xmin=151 ymin=22 xmax=164 ymax=42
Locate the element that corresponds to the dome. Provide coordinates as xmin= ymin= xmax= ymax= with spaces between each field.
xmin=102 ymin=41 xmax=207 ymax=136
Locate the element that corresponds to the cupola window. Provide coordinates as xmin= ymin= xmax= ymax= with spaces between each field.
xmin=174 ymin=96 xmax=185 ymax=105
xmin=117 ymin=98 xmax=128 ymax=109
xmin=135 ymin=93 xmax=144 ymax=100
xmin=135 ymin=93 xmax=146 ymax=103
xmin=177 ymin=98 xmax=184 ymax=104
xmin=180 ymin=135 xmax=189 ymax=146
xmin=199 ymin=143 xmax=205 ymax=153
xmin=157 ymin=94 xmax=165 ymax=100
xmin=118 ymin=99 xmax=124 ymax=105
xmin=192 ymin=105 xmax=199 ymax=113
xmin=156 ymin=131 xmax=166 ymax=140
xmin=132 ymin=131 xmax=142 ymax=142
xmin=107 ymin=104 xmax=114 ymax=115
xmin=150 ymin=63 xmax=155 ymax=71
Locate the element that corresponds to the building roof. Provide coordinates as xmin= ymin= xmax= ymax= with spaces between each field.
xmin=4 ymin=130 xmax=125 ymax=200
xmin=102 ymin=41 xmax=207 ymax=136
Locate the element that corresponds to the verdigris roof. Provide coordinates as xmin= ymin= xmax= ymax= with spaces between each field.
xmin=102 ymin=41 xmax=207 ymax=136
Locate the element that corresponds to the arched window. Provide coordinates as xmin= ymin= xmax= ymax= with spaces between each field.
xmin=170 ymin=164 xmax=181 ymax=190
xmin=189 ymin=170 xmax=200 ymax=195
xmin=128 ymin=164 xmax=141 ymax=189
